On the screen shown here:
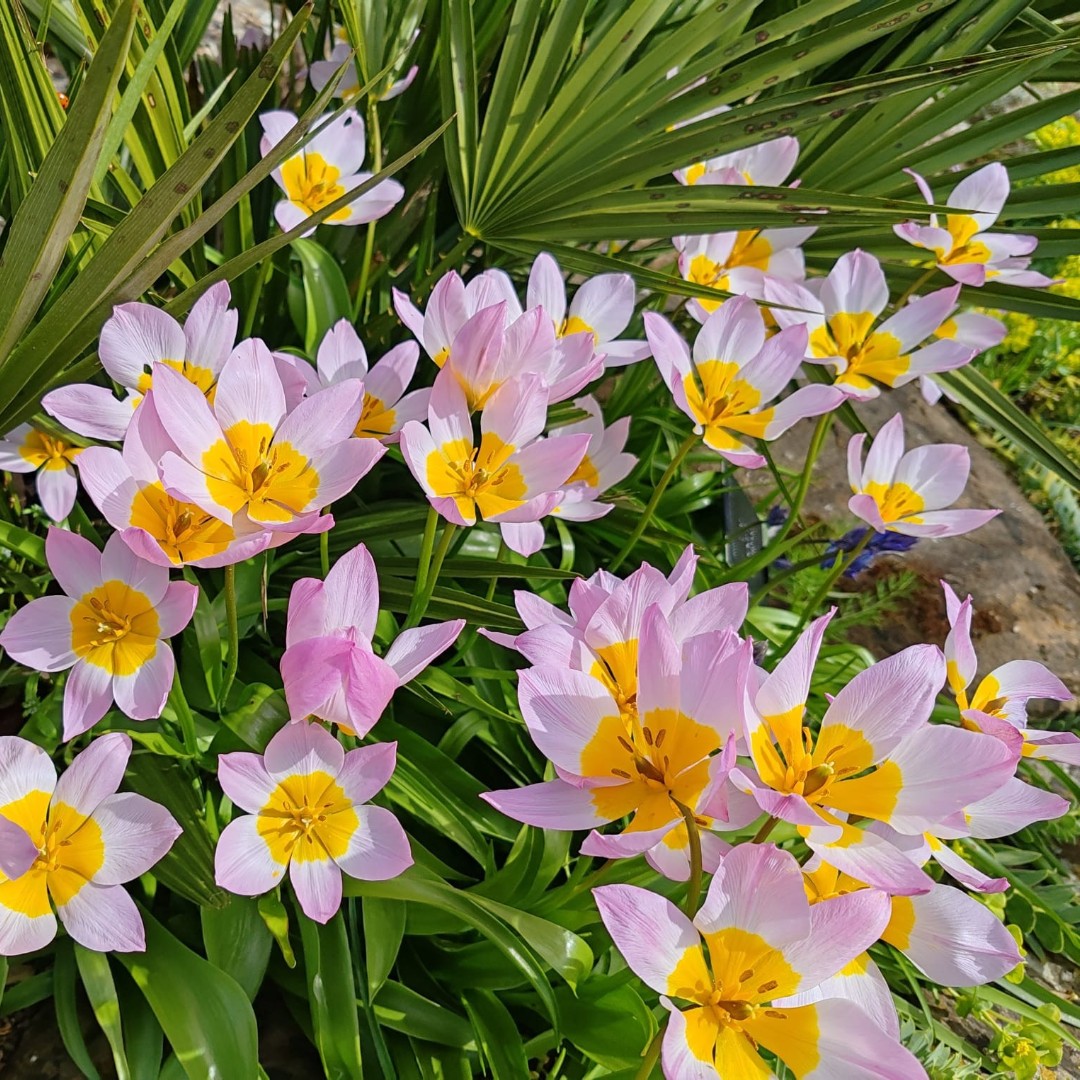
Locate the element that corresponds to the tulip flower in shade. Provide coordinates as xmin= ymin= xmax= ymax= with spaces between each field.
xmin=483 ymin=607 xmax=752 ymax=880
xmin=546 ymin=396 xmax=636 ymax=522
xmin=399 ymin=373 xmax=590 ymax=557
xmin=0 ymin=733 xmax=181 ymax=955
xmin=151 ymin=340 xmax=384 ymax=533
xmin=645 ymin=296 xmax=843 ymax=469
xmin=893 ymin=163 xmax=1052 ymax=288
xmin=735 ymin=612 xmax=1019 ymax=894
xmin=214 ymin=722 xmax=412 ymax=923
xmin=941 ymin=581 xmax=1078 ymax=763
xmin=526 ymin=252 xmax=650 ymax=367
xmin=921 ymin=309 xmax=1006 ymax=405
xmin=593 ymin=844 xmax=927 ymax=1079
xmin=674 ymin=134 xmax=800 ymax=188
xmin=0 ymin=530 xmax=197 ymax=740
xmin=42 ymin=283 xmax=238 ymax=443
xmin=76 ymin=394 xmax=275 ymax=568
xmin=259 ymin=109 xmax=404 ymax=235
xmin=0 ymin=425 xmax=82 ymax=521
xmin=280 ymin=542 xmax=464 ymax=735
xmin=675 ymin=225 xmax=816 ymax=322
xmin=310 ymin=29 xmax=418 ymax=102
xmin=278 ymin=319 xmax=430 ymax=442
xmin=764 ymin=250 xmax=976 ymax=400
xmin=847 ymin=413 xmax=1000 ymax=537
xmin=802 ymin=862 xmax=1021 ymax=990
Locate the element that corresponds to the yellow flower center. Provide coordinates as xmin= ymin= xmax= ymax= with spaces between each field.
xmin=685 ymin=234 xmax=773 ymax=314
xmin=257 ymin=771 xmax=358 ymax=866
xmin=203 ymin=420 xmax=319 ymax=526
xmin=70 ymin=580 xmax=160 ymax=675
xmin=425 ymin=435 xmax=527 ymax=522
xmin=559 ymin=314 xmax=598 ymax=343
xmin=136 ymin=358 xmax=216 ymax=397
xmin=566 ymin=453 xmax=599 ymax=489
xmin=129 ymin=482 xmax=236 ymax=565
xmin=862 ymin=480 xmax=925 ymax=525
xmin=18 ymin=430 xmax=81 ymax=472
xmin=354 ymin=393 xmax=395 ymax=440
xmin=0 ymin=792 xmax=105 ymax=916
xmin=681 ymin=360 xmax=774 ymax=453
xmin=937 ymin=214 xmax=992 ymax=266
xmin=809 ymin=313 xmax=910 ymax=393
xmin=280 ymin=152 xmax=352 ymax=222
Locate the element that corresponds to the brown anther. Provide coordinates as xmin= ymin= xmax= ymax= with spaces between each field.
xmin=757 ymin=980 xmax=778 ymax=994
xmin=738 ymin=969 xmax=754 ymax=982
xmin=802 ymin=763 xmax=834 ymax=797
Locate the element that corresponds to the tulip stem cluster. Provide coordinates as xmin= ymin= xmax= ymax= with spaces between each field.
xmin=610 ymin=432 xmax=696 ymax=571
xmin=406 ymin=512 xmax=457 ymax=628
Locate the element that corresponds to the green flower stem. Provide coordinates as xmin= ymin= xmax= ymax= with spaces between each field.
xmin=219 ymin=564 xmax=239 ymax=711
xmin=893 ymin=266 xmax=939 ymax=311
xmin=353 ymin=99 xmax=383 ymax=319
xmin=319 ymin=512 xmax=331 ymax=577
xmin=783 ymin=411 xmax=833 ymax=536
xmin=673 ymin=798 xmax=703 ymax=919
xmin=610 ymin=432 xmax=697 ymax=572
xmin=776 ymin=527 xmax=874 ymax=659
xmin=405 ymin=517 xmax=456 ymax=628
xmin=168 ymin=673 xmax=198 ymax=757
xmin=407 ymin=506 xmax=439 ymax=623
xmin=751 ymin=815 xmax=779 ymax=845
xmin=635 ymin=1031 xmax=663 ymax=1080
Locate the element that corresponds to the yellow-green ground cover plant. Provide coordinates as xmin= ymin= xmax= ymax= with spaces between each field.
xmin=1 ymin=1 xmax=1080 ymax=1077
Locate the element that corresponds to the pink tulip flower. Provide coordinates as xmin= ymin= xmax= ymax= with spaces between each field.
xmin=259 ymin=110 xmax=403 ymax=235
xmin=0 ymin=425 xmax=82 ymax=521
xmin=151 ymin=340 xmax=384 ymax=533
xmin=675 ymin=134 xmax=800 ymax=188
xmin=399 ymin=373 xmax=589 ymax=557
xmin=277 ymin=319 xmax=429 ymax=442
xmin=764 ymin=250 xmax=976 ymax=400
xmin=0 ymin=733 xmax=180 ymax=954
xmin=280 ymin=542 xmax=463 ymax=736
xmin=215 ymin=722 xmax=411 ymax=923
xmin=0 ymin=529 xmax=197 ymax=740
xmin=645 ymin=296 xmax=843 ymax=468
xmin=77 ymin=394 xmax=278 ymax=568
xmin=920 ymin=309 xmax=1006 ymax=404
xmin=847 ymin=413 xmax=1000 ymax=537
xmin=893 ymin=163 xmax=1052 ymax=287
xmin=43 ymin=283 xmax=237 ymax=442
xmin=594 ymin=843 xmax=926 ymax=1078
xmin=941 ymin=581 xmax=1077 ymax=763
xmin=527 ymin=252 xmax=650 ymax=367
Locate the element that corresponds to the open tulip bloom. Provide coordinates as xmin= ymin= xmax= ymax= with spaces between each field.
xmin=77 ymin=393 xmax=275 ymax=568
xmin=764 ymin=250 xmax=977 ymax=400
xmin=645 ymin=296 xmax=843 ymax=468
xmin=151 ymin=339 xmax=384 ymax=533
xmin=675 ymin=223 xmax=816 ymax=322
xmin=259 ymin=109 xmax=404 ymax=234
xmin=735 ymin=612 xmax=1019 ymax=893
xmin=278 ymin=319 xmax=429 ymax=442
xmin=214 ymin=721 xmax=411 ymax=923
xmin=893 ymin=163 xmax=1052 ymax=288
xmin=0 ymin=529 xmax=197 ymax=740
xmin=310 ymin=29 xmax=418 ymax=102
xmin=484 ymin=607 xmax=752 ymax=880
xmin=526 ymin=252 xmax=650 ymax=367
xmin=674 ymin=133 xmax=800 ymax=188
xmin=941 ymin=581 xmax=1078 ymax=763
xmin=594 ymin=843 xmax=926 ymax=1078
xmin=0 ymin=424 xmax=82 ymax=522
xmin=399 ymin=372 xmax=590 ymax=556
xmin=43 ymin=283 xmax=238 ymax=443
xmin=280 ymin=542 xmax=464 ymax=735
xmin=847 ymin=413 xmax=1000 ymax=537
xmin=0 ymin=733 xmax=180 ymax=955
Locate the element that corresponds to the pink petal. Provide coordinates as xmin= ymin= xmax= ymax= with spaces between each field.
xmin=963 ymin=776 xmax=1069 ymax=837
xmin=481 ymin=373 xmax=549 ymax=450
xmin=0 ymin=900 xmax=56 ymax=955
xmin=343 ymin=647 xmax=399 ymax=737
xmin=308 ymin=438 xmax=385 ymax=508
xmin=947 ymin=162 xmax=1009 ymax=228
xmin=526 ymin=253 xmax=567 ymax=327
xmin=290 ymin=856 xmax=342 ymax=923
xmin=661 ymin=1000 xmax=723 ymax=1080
xmin=53 ymin=732 xmax=130 ymax=815
xmin=280 ymin=637 xmax=352 ymax=723
xmin=384 ymin=620 xmax=465 ymax=684
xmin=92 ymin=791 xmax=181 ymax=884
xmin=101 ymin=530 xmax=169 ymax=605
xmin=332 ymin=804 xmax=412 ymax=881
xmin=316 ymin=319 xmax=368 ymax=384
xmin=892 ymin=508 xmax=999 ymax=537
xmin=213 ymin=339 xmax=287 ymax=434
xmin=323 ymin=543 xmax=379 ymax=638
xmin=151 ymin=363 xmax=227 ymax=467
xmin=571 ymin=272 xmax=635 ymax=342
xmin=929 ymin=840 xmax=1006 ymax=893
xmin=111 ymin=646 xmax=173 ymax=721
xmin=0 ymin=594 xmax=78 ymax=672
xmin=217 ymin=752 xmax=277 ymax=814
xmin=56 ymin=882 xmax=145 ymax=952
xmin=760 ymin=383 xmax=843 ymax=440
xmin=46 ymin=527 xmax=103 ymax=600
xmin=99 ymin=303 xmax=185 ymax=389
xmin=264 ymin=718 xmax=345 ymax=780
xmin=63 ymin=661 xmax=115 ymax=740
xmin=159 ymin=452 xmax=233 ymax=524
xmin=285 ymin=577 xmax=327 ymax=646
xmin=363 ymin=342 xmax=419 ymax=407
xmin=0 ymin=738 xmax=56 ymax=808
xmin=76 ymin=447 xmax=138 ymax=531
xmin=593 ymin=883 xmax=700 ymax=995
xmin=481 ymin=779 xmax=613 ymax=830
xmin=803 ymin=819 xmax=934 ymax=896
xmin=643 ymin=311 xmax=691 ymax=391
xmin=157 ymin=582 xmax=198 ymax=638
xmin=821 ymin=249 xmax=889 ymax=320
xmin=275 ymin=380 xmax=365 ymax=459
xmin=43 ymin=385 xmax=134 ymax=442
xmin=36 ymin=464 xmax=78 ymax=523
xmin=0 ymin=817 xmax=39 ymax=879
xmin=693 ymin=295 xmax=765 ymax=369
xmin=183 ymin=282 xmax=237 ymax=374
xmin=215 ymin=814 xmax=285 ymax=895
xmin=755 ymin=610 xmax=832 ymax=722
